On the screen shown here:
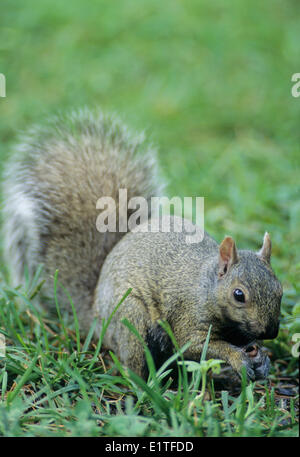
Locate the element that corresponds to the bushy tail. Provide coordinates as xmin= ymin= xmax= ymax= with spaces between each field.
xmin=2 ymin=108 xmax=164 ymax=329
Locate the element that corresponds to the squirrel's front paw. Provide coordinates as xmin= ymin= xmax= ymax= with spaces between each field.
xmin=229 ymin=346 xmax=256 ymax=381
xmin=243 ymin=343 xmax=271 ymax=380
xmin=240 ymin=354 xmax=256 ymax=381
xmin=230 ymin=344 xmax=270 ymax=381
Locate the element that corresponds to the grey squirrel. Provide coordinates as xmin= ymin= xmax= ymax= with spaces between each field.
xmin=2 ymin=108 xmax=282 ymax=381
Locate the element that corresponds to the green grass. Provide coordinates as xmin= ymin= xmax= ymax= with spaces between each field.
xmin=0 ymin=0 xmax=299 ymax=437
xmin=0 ymin=285 xmax=298 ymax=437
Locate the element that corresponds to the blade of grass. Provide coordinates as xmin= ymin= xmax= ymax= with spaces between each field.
xmin=158 ymin=320 xmax=190 ymax=407
xmin=88 ymin=288 xmax=132 ymax=370
xmin=79 ymin=318 xmax=98 ymax=363
xmin=121 ymin=317 xmax=157 ymax=384
xmin=127 ymin=368 xmax=171 ymax=422
xmin=53 ymin=270 xmax=71 ymax=351
xmin=6 ymin=354 xmax=38 ymax=404
xmin=236 ymin=366 xmax=248 ymax=435
xmin=221 ymin=390 xmax=232 ymax=436
xmin=55 ymin=279 xmax=81 ymax=353
xmin=1 ymin=369 xmax=8 ymax=401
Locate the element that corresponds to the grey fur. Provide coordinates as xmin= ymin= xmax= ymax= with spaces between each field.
xmin=2 ymin=109 xmax=282 ymax=380
xmin=2 ymin=108 xmax=163 ymax=331
xmin=94 ymin=217 xmax=282 ymax=378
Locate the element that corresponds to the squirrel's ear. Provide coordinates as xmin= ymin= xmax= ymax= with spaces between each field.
xmin=218 ymin=236 xmax=239 ymax=278
xmin=257 ymin=232 xmax=271 ymax=264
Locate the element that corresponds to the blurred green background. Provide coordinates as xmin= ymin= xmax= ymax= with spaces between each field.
xmin=0 ymin=0 xmax=299 ymax=322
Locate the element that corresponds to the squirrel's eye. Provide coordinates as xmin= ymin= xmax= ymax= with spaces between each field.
xmin=233 ymin=288 xmax=245 ymax=303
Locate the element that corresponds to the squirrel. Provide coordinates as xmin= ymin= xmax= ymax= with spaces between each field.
xmin=2 ymin=108 xmax=283 ymax=381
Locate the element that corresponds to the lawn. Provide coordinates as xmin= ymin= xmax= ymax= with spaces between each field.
xmin=0 ymin=0 xmax=299 ymax=437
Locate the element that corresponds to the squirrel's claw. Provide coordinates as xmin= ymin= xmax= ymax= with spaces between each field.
xmin=241 ymin=344 xmax=271 ymax=380
xmin=241 ymin=359 xmax=256 ymax=381
xmin=252 ymin=351 xmax=271 ymax=380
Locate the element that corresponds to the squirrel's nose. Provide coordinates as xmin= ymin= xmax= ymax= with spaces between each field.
xmin=259 ymin=322 xmax=279 ymax=340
